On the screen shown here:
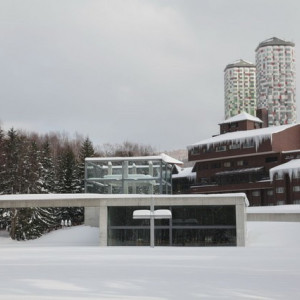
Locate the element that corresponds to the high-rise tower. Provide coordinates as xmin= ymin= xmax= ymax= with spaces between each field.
xmin=224 ymin=59 xmax=256 ymax=119
xmin=256 ymin=37 xmax=296 ymax=126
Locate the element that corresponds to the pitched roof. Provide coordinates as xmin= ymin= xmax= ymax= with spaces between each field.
xmin=172 ymin=166 xmax=196 ymax=180
xmin=256 ymin=37 xmax=295 ymax=51
xmin=159 ymin=153 xmax=183 ymax=165
xmin=187 ymin=123 xmax=298 ymax=150
xmin=219 ymin=112 xmax=263 ymax=125
xmin=224 ymin=59 xmax=255 ymax=71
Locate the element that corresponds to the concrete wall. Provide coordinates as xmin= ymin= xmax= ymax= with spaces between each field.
xmin=0 ymin=193 xmax=248 ymax=247
xmin=91 ymin=194 xmax=247 ymax=247
xmin=247 ymin=213 xmax=300 ymax=222
xmin=84 ymin=207 xmax=100 ymax=227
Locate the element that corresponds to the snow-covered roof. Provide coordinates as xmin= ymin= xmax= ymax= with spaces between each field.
xmin=247 ymin=204 xmax=300 ymax=214
xmin=159 ymin=153 xmax=183 ymax=165
xmin=187 ymin=123 xmax=298 ymax=151
xmin=219 ymin=112 xmax=263 ymax=125
xmin=85 ymin=153 xmax=183 ymax=165
xmin=0 ymin=193 xmax=249 ymax=207
xmin=269 ymin=159 xmax=300 ymax=181
xmin=172 ymin=167 xmax=196 ymax=180
xmin=282 ymin=150 xmax=300 ymax=154
xmin=215 ymin=167 xmax=263 ymax=176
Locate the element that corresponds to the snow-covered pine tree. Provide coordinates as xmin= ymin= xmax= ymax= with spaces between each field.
xmin=0 ymin=127 xmax=11 ymax=229
xmin=20 ymin=140 xmax=41 ymax=194
xmin=2 ymin=133 xmax=60 ymax=240
xmin=39 ymin=140 xmax=56 ymax=193
xmin=2 ymin=128 xmax=22 ymax=194
xmin=13 ymin=207 xmax=60 ymax=241
xmin=78 ymin=137 xmax=95 ymax=192
xmin=56 ymin=146 xmax=80 ymax=193
xmin=56 ymin=146 xmax=83 ymax=224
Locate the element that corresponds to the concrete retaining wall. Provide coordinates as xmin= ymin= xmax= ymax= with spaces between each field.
xmin=247 ymin=213 xmax=300 ymax=222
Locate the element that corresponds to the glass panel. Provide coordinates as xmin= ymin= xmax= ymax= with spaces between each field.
xmin=108 ymin=228 xmax=170 ymax=246
xmin=172 ymin=206 xmax=236 ymax=226
xmin=108 ymin=229 xmax=150 ymax=246
xmin=155 ymin=229 xmax=169 ymax=246
xmin=85 ymin=158 xmax=172 ymax=194
xmin=107 ymin=206 xmax=237 ymax=247
xmin=108 ymin=229 xmax=170 ymax=246
xmin=172 ymin=229 xmax=236 ymax=246
xmin=108 ymin=207 xmax=150 ymax=227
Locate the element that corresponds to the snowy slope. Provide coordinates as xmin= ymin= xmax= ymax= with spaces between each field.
xmin=0 ymin=221 xmax=300 ymax=299
xmin=0 ymin=226 xmax=99 ymax=247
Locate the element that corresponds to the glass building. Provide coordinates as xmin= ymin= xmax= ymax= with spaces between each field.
xmin=85 ymin=157 xmax=173 ymax=195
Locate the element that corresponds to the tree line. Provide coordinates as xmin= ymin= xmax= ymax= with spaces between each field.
xmin=0 ymin=126 xmax=155 ymax=240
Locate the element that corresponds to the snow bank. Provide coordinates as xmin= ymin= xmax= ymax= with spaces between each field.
xmin=0 ymin=222 xmax=300 ymax=299
xmin=0 ymin=225 xmax=99 ymax=247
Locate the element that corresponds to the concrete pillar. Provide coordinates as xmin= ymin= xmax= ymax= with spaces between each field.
xmin=235 ymin=203 xmax=246 ymax=247
xmin=132 ymin=163 xmax=136 ymax=194
xmin=84 ymin=207 xmax=100 ymax=227
xmin=122 ymin=161 xmax=129 ymax=194
xmin=149 ymin=161 xmax=153 ymax=194
xmin=99 ymin=205 xmax=108 ymax=246
xmin=108 ymin=161 xmax=113 ymax=194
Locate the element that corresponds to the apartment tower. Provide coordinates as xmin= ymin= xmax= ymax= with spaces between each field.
xmin=256 ymin=37 xmax=296 ymax=126
xmin=224 ymin=59 xmax=256 ymax=119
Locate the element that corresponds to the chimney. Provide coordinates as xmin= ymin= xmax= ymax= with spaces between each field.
xmin=256 ymin=108 xmax=268 ymax=128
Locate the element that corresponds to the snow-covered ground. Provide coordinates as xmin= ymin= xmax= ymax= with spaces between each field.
xmin=0 ymin=222 xmax=300 ymax=299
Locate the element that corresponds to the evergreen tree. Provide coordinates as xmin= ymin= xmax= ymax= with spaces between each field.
xmin=39 ymin=140 xmax=56 ymax=193
xmin=13 ymin=207 xmax=60 ymax=240
xmin=20 ymin=140 xmax=41 ymax=193
xmin=56 ymin=146 xmax=80 ymax=193
xmin=78 ymin=137 xmax=95 ymax=192
xmin=2 ymin=128 xmax=22 ymax=194
xmin=0 ymin=127 xmax=5 ymax=194
xmin=56 ymin=146 xmax=83 ymax=224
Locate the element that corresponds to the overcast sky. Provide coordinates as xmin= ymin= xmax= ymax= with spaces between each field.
xmin=0 ymin=0 xmax=299 ymax=151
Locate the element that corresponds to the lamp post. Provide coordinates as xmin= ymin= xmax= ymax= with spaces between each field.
xmin=133 ymin=196 xmax=172 ymax=247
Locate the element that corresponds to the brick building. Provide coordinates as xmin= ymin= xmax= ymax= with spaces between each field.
xmin=186 ymin=112 xmax=300 ymax=206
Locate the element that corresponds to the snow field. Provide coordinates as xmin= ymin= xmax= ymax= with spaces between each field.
xmin=0 ymin=222 xmax=300 ymax=299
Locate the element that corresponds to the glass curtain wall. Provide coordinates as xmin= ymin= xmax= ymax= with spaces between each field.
xmin=108 ymin=205 xmax=236 ymax=246
xmin=85 ymin=158 xmax=172 ymax=194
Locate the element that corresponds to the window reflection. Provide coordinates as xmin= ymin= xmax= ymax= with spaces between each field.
xmin=107 ymin=206 xmax=236 ymax=246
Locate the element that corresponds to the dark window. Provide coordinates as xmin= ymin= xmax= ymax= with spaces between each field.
xmin=211 ymin=162 xmax=221 ymax=169
xmin=191 ymin=147 xmax=200 ymax=155
xmin=265 ymin=156 xmax=278 ymax=163
xmin=172 ymin=206 xmax=236 ymax=226
xmin=229 ymin=122 xmax=238 ymax=129
xmin=198 ymin=164 xmax=209 ymax=170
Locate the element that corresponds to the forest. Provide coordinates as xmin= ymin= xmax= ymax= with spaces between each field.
xmin=0 ymin=126 xmax=156 ymax=240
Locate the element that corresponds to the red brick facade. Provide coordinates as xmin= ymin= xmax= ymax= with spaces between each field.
xmin=186 ymin=122 xmax=300 ymax=206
